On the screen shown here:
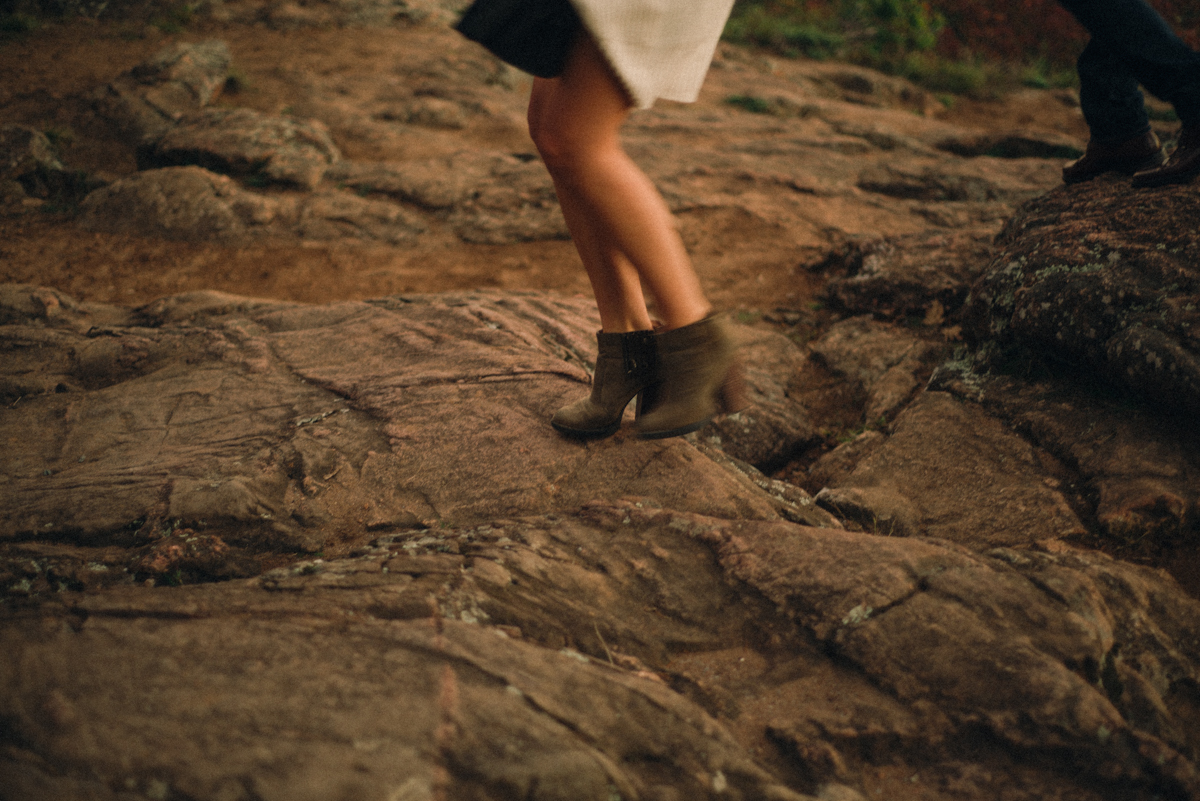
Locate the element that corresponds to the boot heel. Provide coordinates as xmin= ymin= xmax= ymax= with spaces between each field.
xmin=716 ymin=362 xmax=749 ymax=415
xmin=636 ymin=313 xmax=746 ymax=440
xmin=634 ymin=382 xmax=660 ymax=420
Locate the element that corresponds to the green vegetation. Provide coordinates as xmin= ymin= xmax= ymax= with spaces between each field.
xmin=724 ymin=5 xmax=845 ymax=59
xmin=851 ymin=0 xmax=944 ymax=58
xmin=149 ymin=1 xmax=196 ymax=33
xmin=724 ymin=92 xmax=821 ymax=117
xmin=725 ymin=94 xmax=774 ymax=114
xmin=1018 ymin=58 xmax=1079 ymax=90
xmin=1148 ymin=106 xmax=1180 ymax=123
xmin=1 ymin=0 xmax=198 ymax=37
xmin=827 ymin=415 xmax=889 ymax=444
xmin=896 ymin=53 xmax=987 ymax=95
xmin=0 ymin=11 xmax=39 ymax=41
xmin=722 ymin=0 xmax=1085 ymax=99
xmin=724 ymin=0 xmax=943 ymax=62
xmin=42 ymin=125 xmax=76 ymax=150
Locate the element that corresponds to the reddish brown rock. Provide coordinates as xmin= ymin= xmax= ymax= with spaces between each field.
xmin=78 ymin=166 xmax=426 ymax=243
xmin=142 ymin=107 xmax=341 ymax=189
xmin=815 ymin=391 xmax=1087 ymax=546
xmin=0 ymin=286 xmax=819 ymax=592
xmin=324 ymin=153 xmax=501 ymax=210
xmin=0 ymin=608 xmax=811 ymax=801
xmin=804 ymin=429 xmax=887 ymax=490
xmin=4 ymin=501 xmax=1195 ymax=800
xmin=964 ymin=177 xmax=1200 ymax=416
xmin=817 ymin=232 xmax=996 ymax=320
xmin=936 ymin=128 xmax=1084 ymax=160
xmin=89 ymin=41 xmax=232 ymax=144
xmin=0 ymin=124 xmax=62 ymax=183
xmin=294 ymin=190 xmax=426 ymax=243
xmin=4 ymin=12 xmax=1196 ymax=801
xmin=78 ymin=166 xmax=277 ymax=240
xmin=327 ymin=151 xmax=571 ymax=244
xmin=857 ymin=162 xmax=1009 ymax=203
xmin=675 ymin=507 xmax=1200 ymax=799
xmin=807 ymin=315 xmax=943 ymax=423
xmin=932 ymin=363 xmax=1200 ymax=577
xmin=704 ymin=324 xmax=819 ymax=471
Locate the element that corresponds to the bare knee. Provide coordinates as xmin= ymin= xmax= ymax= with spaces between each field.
xmin=530 ymin=113 xmax=592 ymax=175
xmin=529 ymin=88 xmax=613 ymax=176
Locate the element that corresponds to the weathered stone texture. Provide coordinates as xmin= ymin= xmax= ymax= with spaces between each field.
xmin=964 ymin=177 xmax=1200 ymax=416
xmin=815 ymin=391 xmax=1087 ymax=545
xmin=90 ymin=40 xmax=232 ymax=144
xmin=143 ymin=108 xmax=341 ymax=190
xmin=0 ymin=286 xmax=818 ymax=585
xmin=4 ymin=500 xmax=1197 ymax=800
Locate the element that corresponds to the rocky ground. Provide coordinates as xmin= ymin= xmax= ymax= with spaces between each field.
xmin=2 ymin=2 xmax=1199 ymax=800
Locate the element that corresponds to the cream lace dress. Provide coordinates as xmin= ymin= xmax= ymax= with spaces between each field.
xmin=570 ymin=0 xmax=736 ymax=108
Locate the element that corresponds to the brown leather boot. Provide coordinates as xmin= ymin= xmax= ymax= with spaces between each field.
xmin=551 ymin=329 xmax=657 ymax=439
xmin=1132 ymin=126 xmax=1200 ymax=187
xmin=636 ymin=314 xmax=749 ymax=440
xmin=1062 ymin=130 xmax=1165 ymax=184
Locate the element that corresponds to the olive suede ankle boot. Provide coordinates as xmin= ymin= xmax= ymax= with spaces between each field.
xmin=551 ymin=329 xmax=658 ymax=439
xmin=636 ymin=314 xmax=748 ymax=440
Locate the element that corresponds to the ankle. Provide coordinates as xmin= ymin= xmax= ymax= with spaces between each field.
xmin=659 ymin=305 xmax=713 ymax=332
xmin=598 ymin=311 xmax=654 ymax=334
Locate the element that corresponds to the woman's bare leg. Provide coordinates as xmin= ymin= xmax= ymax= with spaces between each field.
xmin=528 ymin=33 xmax=711 ymax=332
xmin=544 ymin=154 xmax=653 ymax=332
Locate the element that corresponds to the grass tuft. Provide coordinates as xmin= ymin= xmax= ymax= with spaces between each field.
xmin=724 ymin=5 xmax=845 ymax=60
xmin=0 ymin=12 xmax=39 ymax=41
xmin=150 ymin=2 xmax=196 ymax=34
xmin=725 ymin=94 xmax=774 ymax=114
xmin=722 ymin=0 xmax=1087 ymax=99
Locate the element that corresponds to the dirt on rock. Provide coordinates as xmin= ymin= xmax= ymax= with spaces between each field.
xmin=0 ymin=4 xmax=1104 ymax=312
xmin=2 ymin=5 xmax=1200 ymax=801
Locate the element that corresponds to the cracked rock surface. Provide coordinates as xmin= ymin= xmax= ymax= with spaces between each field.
xmin=964 ymin=176 xmax=1200 ymax=416
xmin=3 ymin=7 xmax=1200 ymax=801
xmin=0 ymin=285 xmax=824 ymax=586
xmin=3 ymin=282 xmax=1199 ymax=801
xmin=4 ymin=495 xmax=1198 ymax=801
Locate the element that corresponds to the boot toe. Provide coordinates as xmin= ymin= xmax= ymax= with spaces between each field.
xmin=551 ymin=400 xmax=625 ymax=439
xmin=1062 ymin=131 xmax=1164 ymax=184
xmin=1132 ymin=127 xmax=1200 ymax=187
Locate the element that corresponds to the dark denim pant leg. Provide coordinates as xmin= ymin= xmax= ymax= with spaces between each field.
xmin=1076 ymin=37 xmax=1150 ymax=143
xmin=1059 ymin=0 xmax=1200 ymax=134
